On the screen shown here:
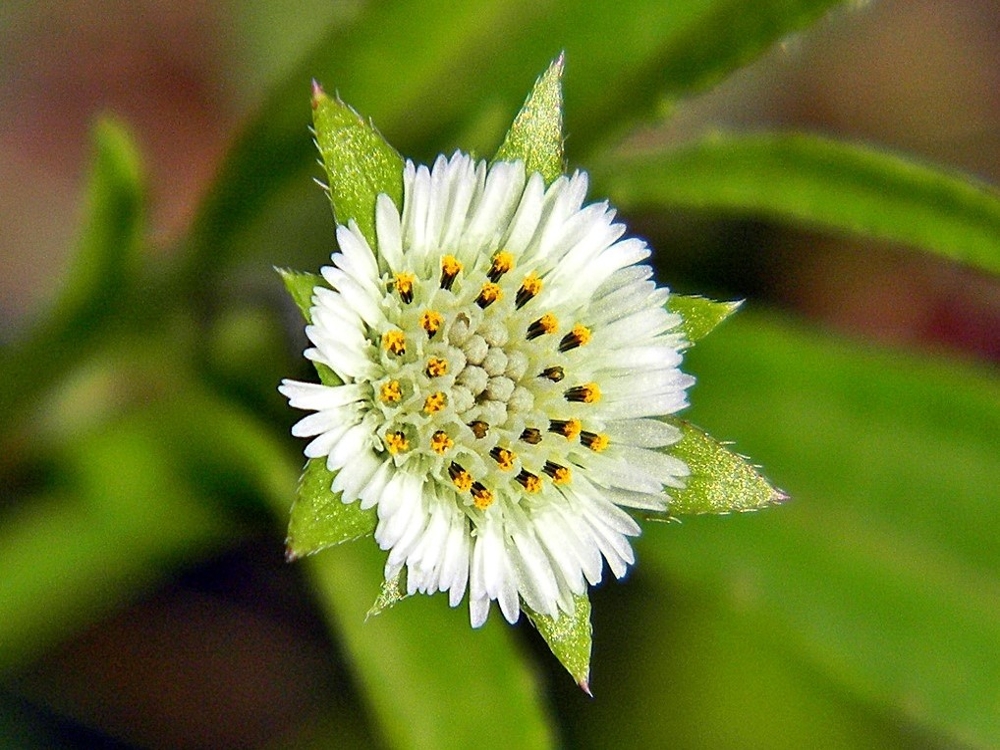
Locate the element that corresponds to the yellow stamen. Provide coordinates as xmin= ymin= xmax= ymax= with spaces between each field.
xmin=382 ymin=329 xmax=406 ymax=356
xmin=420 ymin=309 xmax=443 ymax=337
xmin=423 ymin=392 xmax=447 ymax=414
xmin=565 ymin=383 xmax=601 ymax=404
xmin=430 ymin=430 xmax=454 ymax=455
xmin=425 ymin=357 xmax=449 ymax=378
xmin=449 ymin=462 xmax=473 ymax=492
xmin=516 ymin=273 xmax=542 ymax=309
xmin=516 ymin=470 xmax=542 ymax=493
xmin=394 ymin=272 xmax=415 ymax=303
xmin=488 ymin=250 xmax=515 ymax=282
xmin=519 ymin=427 xmax=542 ymax=445
xmin=440 ymin=255 xmax=462 ymax=290
xmin=476 ymin=282 xmax=503 ymax=309
xmin=549 ymin=418 xmax=582 ymax=441
xmin=539 ymin=366 xmax=565 ymax=382
xmin=471 ymin=482 xmax=495 ymax=510
xmin=385 ymin=431 xmax=409 ymax=454
xmin=379 ymin=380 xmax=402 ymax=404
xmin=490 ymin=446 xmax=516 ymax=471
xmin=560 ymin=324 xmax=592 ymax=352
xmin=543 ymin=461 xmax=571 ymax=485
xmin=581 ymin=431 xmax=610 ymax=452
xmin=527 ymin=313 xmax=558 ymax=340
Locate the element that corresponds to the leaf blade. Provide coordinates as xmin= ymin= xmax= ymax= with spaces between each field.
xmin=601 ymin=132 xmax=1000 ymax=278
xmin=524 ymin=594 xmax=593 ymax=692
xmin=668 ymin=294 xmax=743 ymax=344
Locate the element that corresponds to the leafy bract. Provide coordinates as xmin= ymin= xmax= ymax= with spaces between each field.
xmin=286 ymin=458 xmax=377 ymax=561
xmin=601 ymin=132 xmax=1000 ymax=278
xmin=524 ymin=594 xmax=594 ymax=693
xmin=664 ymin=421 xmax=787 ymax=516
xmin=668 ymin=294 xmax=742 ymax=344
xmin=494 ymin=53 xmax=565 ymax=184
xmin=312 ymin=87 xmax=404 ymax=247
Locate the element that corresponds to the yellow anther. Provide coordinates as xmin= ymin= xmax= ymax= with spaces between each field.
xmin=440 ymin=255 xmax=463 ymax=290
xmin=488 ymin=250 xmax=515 ymax=282
xmin=549 ymin=418 xmax=582 ymax=441
xmin=490 ymin=446 xmax=516 ymax=471
xmin=539 ymin=366 xmax=565 ymax=382
xmin=420 ymin=309 xmax=443 ymax=337
xmin=516 ymin=470 xmax=542 ymax=494
xmin=543 ymin=461 xmax=572 ymax=485
xmin=468 ymin=420 xmax=490 ymax=439
xmin=581 ymin=431 xmax=610 ymax=452
xmin=449 ymin=462 xmax=473 ymax=492
xmin=394 ymin=272 xmax=415 ymax=303
xmin=379 ymin=380 xmax=402 ymax=404
xmin=519 ymin=427 xmax=542 ymax=445
xmin=425 ymin=357 xmax=449 ymax=378
xmin=385 ymin=431 xmax=409 ymax=455
xmin=430 ymin=430 xmax=454 ymax=455
xmin=476 ymin=282 xmax=503 ymax=309
xmin=527 ymin=313 xmax=558 ymax=340
xmin=471 ymin=482 xmax=495 ymax=510
xmin=559 ymin=324 xmax=592 ymax=352
xmin=516 ymin=273 xmax=543 ymax=309
xmin=382 ymin=329 xmax=406 ymax=356
xmin=565 ymin=382 xmax=601 ymax=404
xmin=423 ymin=392 xmax=447 ymax=414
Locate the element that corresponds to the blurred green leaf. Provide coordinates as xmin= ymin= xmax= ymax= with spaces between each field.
xmin=645 ymin=313 xmax=1000 ymax=747
xmin=668 ymin=294 xmax=742 ymax=344
xmin=0 ymin=415 xmax=231 ymax=674
xmin=183 ymin=0 xmax=844 ymax=284
xmin=309 ymin=543 xmax=555 ymax=749
xmin=54 ymin=116 xmax=144 ymax=324
xmin=286 ymin=458 xmax=377 ymax=561
xmin=664 ymin=421 xmax=786 ymax=515
xmin=524 ymin=594 xmax=593 ymax=692
xmin=0 ymin=118 xmax=145 ymax=430
xmin=312 ymin=88 xmax=404 ymax=247
xmin=494 ymin=54 xmax=565 ymax=184
xmin=602 ymin=133 xmax=1000 ymax=278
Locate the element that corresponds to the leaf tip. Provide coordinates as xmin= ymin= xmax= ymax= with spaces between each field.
xmin=311 ymin=79 xmax=325 ymax=108
xmin=578 ymin=677 xmax=593 ymax=697
xmin=284 ymin=541 xmax=299 ymax=563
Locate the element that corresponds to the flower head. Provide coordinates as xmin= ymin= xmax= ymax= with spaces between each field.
xmin=280 ymin=152 xmax=693 ymax=626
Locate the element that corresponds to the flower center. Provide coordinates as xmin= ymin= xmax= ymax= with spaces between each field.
xmin=369 ymin=252 xmax=610 ymax=514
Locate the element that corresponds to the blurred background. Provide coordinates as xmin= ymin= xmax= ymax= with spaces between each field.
xmin=2 ymin=1 xmax=999 ymax=748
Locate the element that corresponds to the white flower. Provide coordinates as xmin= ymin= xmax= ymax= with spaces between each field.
xmin=280 ymin=152 xmax=693 ymax=627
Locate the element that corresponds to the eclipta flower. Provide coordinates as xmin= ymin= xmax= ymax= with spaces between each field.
xmin=280 ymin=152 xmax=693 ymax=627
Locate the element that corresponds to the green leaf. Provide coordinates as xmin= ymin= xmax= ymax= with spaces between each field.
xmin=277 ymin=267 xmax=324 ymax=323
xmin=309 ymin=543 xmax=555 ymax=749
xmin=667 ymin=294 xmax=742 ymax=344
xmin=182 ymin=0 xmax=843 ymax=287
xmin=494 ymin=54 xmax=565 ymax=184
xmin=664 ymin=421 xmax=786 ymax=515
xmin=54 ymin=116 xmax=145 ymax=325
xmin=312 ymin=86 xmax=404 ymax=248
xmin=0 ymin=117 xmax=145 ymax=431
xmin=650 ymin=312 xmax=1000 ymax=746
xmin=524 ymin=594 xmax=593 ymax=692
xmin=286 ymin=458 xmax=377 ymax=561
xmin=601 ymin=132 xmax=1000 ymax=278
